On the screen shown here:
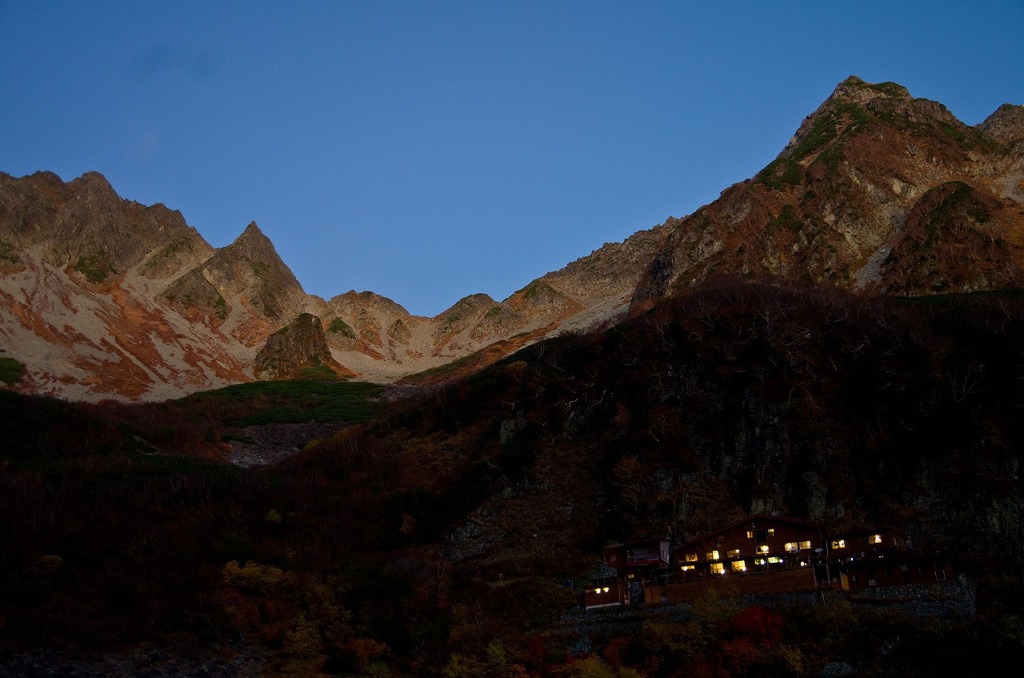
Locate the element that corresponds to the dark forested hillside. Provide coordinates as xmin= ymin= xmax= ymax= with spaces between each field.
xmin=3 ymin=281 xmax=1024 ymax=675
xmin=364 ymin=281 xmax=1024 ymax=563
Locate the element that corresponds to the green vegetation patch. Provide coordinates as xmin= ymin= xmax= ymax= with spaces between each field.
xmin=865 ymin=80 xmax=910 ymax=98
xmin=0 ymin=390 xmax=121 ymax=464
xmin=184 ymin=379 xmax=383 ymax=425
xmin=936 ymin=120 xmax=1000 ymax=152
xmin=213 ymin=294 xmax=228 ymax=319
xmin=73 ymin=251 xmax=115 ymax=283
xmin=295 ymin=364 xmax=338 ymax=381
xmin=768 ymin=204 xmax=802 ymax=232
xmin=758 ymin=157 xmax=803 ymax=189
xmin=0 ymin=356 xmax=26 ymax=385
xmin=142 ymin=237 xmax=193 ymax=270
xmin=757 ymin=102 xmax=872 ymax=189
xmin=914 ymin=181 xmax=992 ymax=250
xmin=250 ymin=260 xmax=272 ymax=276
xmin=328 ymin=317 xmax=355 ymax=337
xmin=930 ymin=181 xmax=991 ymax=222
xmin=403 ymin=353 xmax=479 ymax=382
xmin=520 ymin=281 xmax=554 ymax=300
xmin=0 ymin=240 xmax=19 ymax=265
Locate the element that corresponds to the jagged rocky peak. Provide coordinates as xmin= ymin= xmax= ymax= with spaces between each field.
xmin=199 ymin=220 xmax=306 ymax=319
xmin=0 ymin=170 xmax=206 ymax=282
xmin=978 ymin=103 xmax=1024 ymax=144
xmin=326 ymin=290 xmax=417 ymax=350
xmin=435 ymin=293 xmax=496 ymax=321
xmin=777 ymin=76 xmax=955 ymax=162
xmin=159 ymin=222 xmax=309 ymax=327
xmin=329 ymin=290 xmax=413 ymax=319
xmin=225 ymin=221 xmax=294 ymax=273
xmin=431 ymin=293 xmax=500 ymax=340
xmin=0 ymin=171 xmax=66 ymax=248
xmin=254 ymin=312 xmax=333 ymax=379
xmin=632 ymin=76 xmax=1024 ymax=308
xmin=235 ymin=220 xmax=269 ymax=246
xmin=67 ymin=170 xmax=116 ymax=196
xmin=830 ymin=75 xmax=911 ymax=103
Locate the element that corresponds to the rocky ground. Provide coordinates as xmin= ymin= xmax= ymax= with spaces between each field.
xmin=227 ymin=421 xmax=346 ymax=468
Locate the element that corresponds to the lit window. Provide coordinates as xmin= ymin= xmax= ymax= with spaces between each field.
xmin=731 ymin=560 xmax=747 ymax=572
xmin=831 ymin=539 xmax=846 ymax=549
xmin=706 ymin=550 xmax=720 ymax=561
xmin=727 ymin=549 xmax=741 ymax=557
xmin=757 ymin=544 xmax=770 ymax=553
xmin=869 ymin=534 xmax=883 ymax=544
xmin=784 ymin=542 xmax=798 ymax=552
xmin=684 ymin=553 xmax=698 ymax=562
xmin=754 ymin=558 xmax=766 ymax=566
xmin=799 ymin=541 xmax=811 ymax=549
xmin=767 ymin=528 xmax=775 ymax=536
xmin=767 ymin=556 xmax=783 ymax=564
xmin=594 ymin=588 xmax=601 ymax=594
xmin=603 ymin=587 xmax=610 ymax=593
xmin=680 ymin=565 xmax=695 ymax=571
xmin=710 ymin=563 xmax=725 ymax=575
xmin=746 ymin=530 xmax=754 ymax=539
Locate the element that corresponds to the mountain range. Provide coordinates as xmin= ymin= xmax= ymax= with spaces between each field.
xmin=4 ymin=76 xmax=1024 ymax=675
xmin=1 ymin=75 xmax=1022 ymax=401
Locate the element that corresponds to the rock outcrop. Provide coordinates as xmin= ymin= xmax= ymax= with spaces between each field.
xmin=254 ymin=312 xmax=339 ymax=379
xmin=978 ymin=103 xmax=1024 ymax=144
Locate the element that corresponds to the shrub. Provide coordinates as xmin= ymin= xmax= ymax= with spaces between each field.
xmin=73 ymin=251 xmax=115 ymax=282
xmin=0 ymin=357 xmax=26 ymax=385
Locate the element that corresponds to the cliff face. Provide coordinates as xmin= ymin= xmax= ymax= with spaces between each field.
xmin=632 ymin=77 xmax=1024 ymax=306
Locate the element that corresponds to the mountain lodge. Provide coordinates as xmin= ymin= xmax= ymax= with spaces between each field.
xmin=585 ymin=514 xmax=959 ymax=609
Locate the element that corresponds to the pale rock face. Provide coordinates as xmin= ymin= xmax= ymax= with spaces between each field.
xmin=0 ymin=167 xmax=658 ymax=398
xmin=2 ymin=77 xmax=1023 ymax=400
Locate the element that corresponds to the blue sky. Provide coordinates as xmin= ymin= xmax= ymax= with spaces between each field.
xmin=2 ymin=1 xmax=1022 ymax=317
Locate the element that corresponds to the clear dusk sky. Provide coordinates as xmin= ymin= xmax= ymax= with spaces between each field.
xmin=2 ymin=1 xmax=1022 ymax=317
